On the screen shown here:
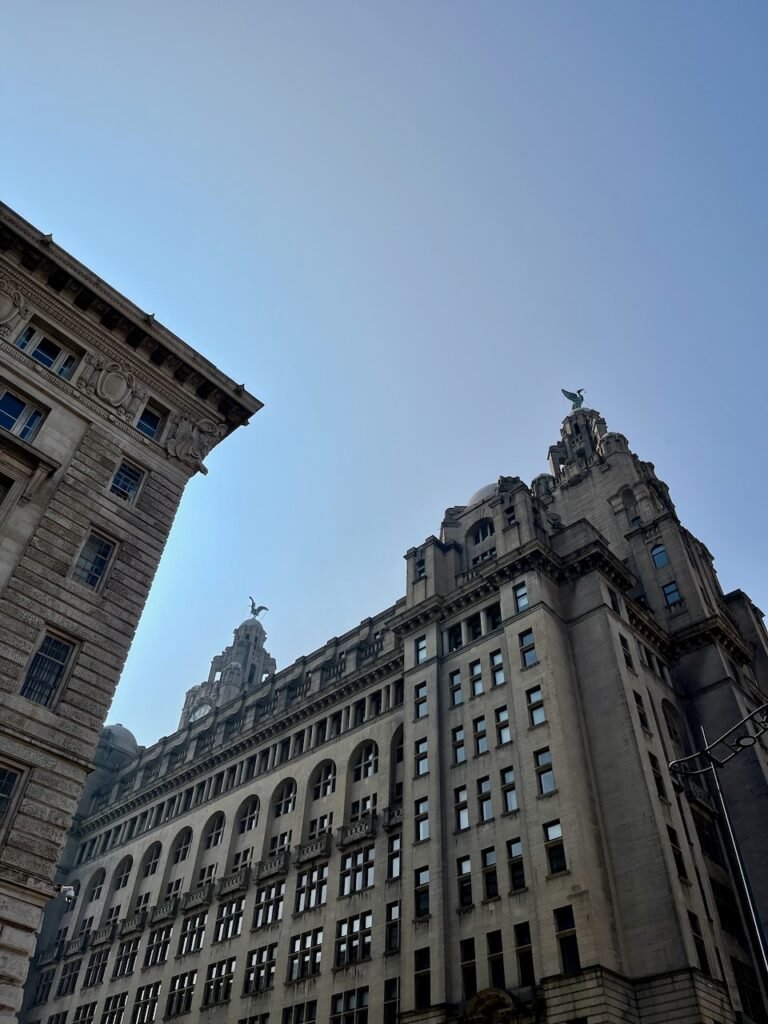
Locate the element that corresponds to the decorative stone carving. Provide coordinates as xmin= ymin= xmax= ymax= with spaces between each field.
xmin=78 ymin=354 xmax=146 ymax=420
xmin=165 ymin=416 xmax=227 ymax=475
xmin=96 ymin=362 xmax=137 ymax=410
xmin=0 ymin=278 xmax=27 ymax=338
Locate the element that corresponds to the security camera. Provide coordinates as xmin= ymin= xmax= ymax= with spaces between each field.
xmin=58 ymin=885 xmax=76 ymax=905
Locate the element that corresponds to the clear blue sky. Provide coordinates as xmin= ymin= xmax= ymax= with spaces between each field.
xmin=4 ymin=2 xmax=767 ymax=746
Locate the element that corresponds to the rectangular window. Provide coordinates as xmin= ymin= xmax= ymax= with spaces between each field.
xmin=32 ymin=967 xmax=55 ymax=1005
xmin=619 ymin=635 xmax=635 ymax=671
xmin=474 ymin=716 xmax=489 ymax=755
xmin=514 ymin=922 xmax=535 ymax=986
xmin=0 ymin=384 xmax=45 ymax=440
xmin=470 ymin=660 xmax=483 ymax=697
xmin=535 ymin=748 xmax=556 ymax=794
xmin=663 ymin=581 xmax=683 ymax=608
xmin=253 ymin=880 xmax=284 ymax=929
xmin=415 ymin=557 xmax=426 ymax=579
xmin=477 ymin=776 xmax=493 ymax=821
xmin=144 ymin=925 xmax=172 ymax=967
xmin=668 ymin=826 xmax=688 ymax=879
xmin=501 ymin=766 xmax=518 ymax=813
xmin=132 ymin=982 xmax=161 ymax=1024
xmin=514 ymin=582 xmax=529 ymax=612
xmin=688 ymin=912 xmax=709 ymax=975
xmin=202 ymin=956 xmax=236 ymax=1007
xmin=72 ymin=532 xmax=115 ymax=589
xmin=467 ymin=612 xmax=482 ymax=641
xmin=460 ymin=938 xmax=477 ymax=999
xmin=83 ymin=949 xmax=109 ymax=988
xmin=457 ymin=855 xmax=473 ymax=908
xmin=731 ymin=957 xmax=766 ymax=1023
xmin=15 ymin=325 xmax=78 ymax=378
xmin=113 ymin=937 xmax=140 ymax=978
xmin=136 ymin=402 xmax=166 ymax=440
xmin=166 ymin=971 xmax=197 ymax=1018
xmin=487 ymin=929 xmax=505 ymax=988
xmin=447 ymin=624 xmax=463 ymax=652
xmin=452 ymin=725 xmax=466 ymax=765
xmin=482 ymin=847 xmax=499 ymax=899
xmin=282 ymin=1002 xmax=317 ymax=1024
xmin=415 ymin=737 xmax=429 ymax=776
xmin=490 ymin=650 xmax=505 ymax=687
xmin=507 ymin=838 xmax=526 ymax=891
xmin=287 ymin=928 xmax=323 ymax=981
xmin=243 ymin=944 xmax=277 ymax=995
xmin=527 ymin=686 xmax=546 ymax=726
xmin=414 ymin=948 xmax=431 ymax=1009
xmin=486 ymin=602 xmax=502 ymax=630
xmin=454 ymin=785 xmax=469 ymax=831
xmin=519 ymin=628 xmax=538 ymax=667
xmin=649 ymin=754 xmax=668 ymax=800
xmin=414 ymin=681 xmax=428 ymax=719
xmin=633 ymin=691 xmax=650 ymax=731
xmin=101 ymin=993 xmax=128 ymax=1024
xmin=56 ymin=957 xmax=82 ymax=996
xmin=608 ymin=587 xmax=621 ymax=614
xmin=385 ymin=901 xmax=401 ymax=953
xmin=20 ymin=634 xmax=75 ymax=707
xmin=330 ymin=987 xmax=369 ymax=1024
xmin=449 ymin=669 xmax=463 ymax=706
xmin=554 ymin=905 xmax=581 ymax=974
xmin=335 ymin=911 xmax=373 ymax=966
xmin=74 ymin=1005 xmax=98 ymax=1024
xmin=177 ymin=911 xmax=207 ymax=955
xmin=495 ymin=706 xmax=511 ymax=744
xmin=0 ymin=765 xmax=20 ymax=823
xmin=339 ymin=845 xmax=375 ymax=896
xmin=387 ymin=834 xmax=401 ymax=880
xmin=414 ymin=796 xmax=429 ymax=841
xmin=294 ymin=863 xmax=328 ymax=914
xmin=383 ymin=978 xmax=400 ymax=1024
xmin=544 ymin=820 xmax=568 ymax=874
xmin=213 ymin=896 xmax=244 ymax=942
xmin=414 ymin=867 xmax=430 ymax=918
xmin=415 ymin=636 xmax=427 ymax=665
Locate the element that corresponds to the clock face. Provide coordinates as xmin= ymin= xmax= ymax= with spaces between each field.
xmin=189 ymin=703 xmax=212 ymax=723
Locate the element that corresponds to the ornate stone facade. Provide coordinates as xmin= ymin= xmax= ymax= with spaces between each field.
xmin=17 ymin=406 xmax=768 ymax=1024
xmin=0 ymin=202 xmax=261 ymax=1023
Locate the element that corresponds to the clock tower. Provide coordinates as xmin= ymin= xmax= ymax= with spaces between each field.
xmin=178 ymin=605 xmax=276 ymax=729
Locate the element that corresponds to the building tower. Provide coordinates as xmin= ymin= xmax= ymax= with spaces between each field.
xmin=18 ymin=404 xmax=768 ymax=1024
xmin=0 ymin=202 xmax=262 ymax=1022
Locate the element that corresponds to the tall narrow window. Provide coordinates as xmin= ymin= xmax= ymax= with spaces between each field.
xmin=477 ymin=776 xmax=493 ymax=821
xmin=460 ymin=938 xmax=477 ymax=998
xmin=414 ymin=738 xmax=429 ymax=777
xmin=527 ymin=686 xmax=546 ymax=726
xmin=383 ymin=978 xmax=400 ymax=1024
xmin=534 ymin=748 xmax=556 ymax=794
xmin=487 ymin=930 xmax=505 ymax=988
xmin=490 ymin=650 xmax=505 ymax=686
xmin=514 ymin=922 xmax=535 ymax=986
xmin=514 ymin=581 xmax=529 ymax=612
xmin=544 ymin=820 xmax=567 ymax=873
xmin=72 ymin=532 xmax=115 ymax=589
xmin=414 ymin=797 xmax=429 ymax=841
xmin=385 ymin=901 xmax=401 ymax=953
xmin=663 ymin=581 xmax=683 ymax=608
xmin=688 ymin=912 xmax=710 ymax=975
xmin=414 ymin=867 xmax=430 ymax=918
xmin=651 ymin=543 xmax=669 ymax=568
xmin=619 ymin=635 xmax=635 ymax=670
xmin=474 ymin=716 xmax=489 ymax=755
xmin=387 ymin=835 xmax=401 ymax=880
xmin=649 ymin=754 xmax=668 ymax=800
xmin=414 ymin=948 xmax=431 ymax=1009
xmin=136 ymin=402 xmax=166 ymax=440
xmin=667 ymin=826 xmax=688 ymax=879
xmin=519 ymin=629 xmax=538 ymax=668
xmin=482 ymin=847 xmax=499 ymax=899
xmin=415 ymin=636 xmax=427 ymax=665
xmin=452 ymin=726 xmax=466 ymax=765
xmin=470 ymin=660 xmax=483 ymax=696
xmin=507 ymin=838 xmax=525 ymax=891
xmin=454 ymin=786 xmax=469 ymax=831
xmin=457 ymin=856 xmax=473 ymax=908
xmin=501 ymin=766 xmax=518 ymax=813
xmin=20 ymin=634 xmax=74 ymax=707
xmin=633 ymin=691 xmax=651 ymax=731
xmin=414 ymin=682 xmax=428 ymax=719
xmin=449 ymin=669 xmax=463 ymax=706
xmin=554 ymin=905 xmax=581 ymax=974
xmin=0 ymin=766 xmax=20 ymax=823
xmin=495 ymin=706 xmax=511 ymax=744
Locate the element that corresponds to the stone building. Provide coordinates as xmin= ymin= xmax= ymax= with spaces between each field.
xmin=0 ymin=202 xmax=262 ymax=1022
xmin=19 ymin=406 xmax=768 ymax=1024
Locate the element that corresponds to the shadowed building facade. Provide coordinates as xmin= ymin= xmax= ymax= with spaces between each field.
xmin=19 ymin=407 xmax=768 ymax=1024
xmin=0 ymin=203 xmax=261 ymax=1023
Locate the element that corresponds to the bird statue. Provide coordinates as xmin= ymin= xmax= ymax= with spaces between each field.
xmin=249 ymin=598 xmax=269 ymax=618
xmin=561 ymin=388 xmax=586 ymax=410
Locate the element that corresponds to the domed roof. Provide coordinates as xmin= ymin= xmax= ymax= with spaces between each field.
xmin=467 ymin=482 xmax=497 ymax=507
xmin=102 ymin=723 xmax=139 ymax=755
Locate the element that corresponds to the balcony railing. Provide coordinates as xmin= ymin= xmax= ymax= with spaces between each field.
xmin=181 ymin=883 xmax=213 ymax=911
xmin=36 ymin=945 xmax=60 ymax=966
xmin=294 ymin=833 xmax=332 ymax=865
xmin=63 ymin=934 xmax=89 ymax=957
xmin=382 ymin=805 xmax=403 ymax=831
xmin=255 ymin=850 xmax=289 ymax=880
xmin=150 ymin=897 xmax=179 ymax=924
xmin=91 ymin=922 xmax=117 ymax=947
xmin=218 ymin=867 xmax=251 ymax=897
xmin=357 ymin=637 xmax=384 ymax=664
xmin=337 ymin=813 xmax=377 ymax=849
xmin=119 ymin=910 xmax=146 ymax=936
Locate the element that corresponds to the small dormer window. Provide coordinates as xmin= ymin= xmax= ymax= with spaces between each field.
xmin=15 ymin=325 xmax=79 ymax=379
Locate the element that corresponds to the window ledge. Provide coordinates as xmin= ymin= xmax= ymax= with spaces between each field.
xmin=500 ymin=809 xmax=519 ymax=818
xmin=546 ymin=869 xmax=571 ymax=880
xmin=520 ymin=661 xmax=540 ymax=672
xmin=481 ymin=895 xmax=501 ymax=905
xmin=536 ymin=790 xmax=559 ymax=800
xmin=507 ymin=887 xmax=529 ymax=897
xmin=456 ymin=904 xmax=475 ymax=915
xmin=478 ymin=817 xmax=496 ymax=827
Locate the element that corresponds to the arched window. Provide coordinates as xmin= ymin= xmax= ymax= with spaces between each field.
xmin=352 ymin=742 xmax=379 ymax=782
xmin=651 ymin=544 xmax=669 ymax=569
xmin=272 ymin=781 xmax=297 ymax=818
xmin=113 ymin=857 xmax=133 ymax=891
xmin=171 ymin=828 xmax=193 ymax=865
xmin=204 ymin=812 xmax=226 ymax=849
xmin=662 ymin=700 xmax=690 ymax=756
xmin=470 ymin=519 xmax=495 ymax=545
xmin=141 ymin=842 xmax=162 ymax=879
xmin=86 ymin=869 xmax=106 ymax=903
xmin=311 ymin=762 xmax=336 ymax=800
xmin=238 ymin=797 xmax=260 ymax=834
